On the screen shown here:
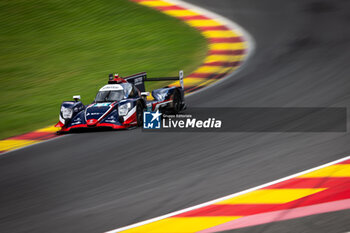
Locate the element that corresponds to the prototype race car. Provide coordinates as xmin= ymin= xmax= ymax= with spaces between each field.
xmin=55 ymin=71 xmax=186 ymax=132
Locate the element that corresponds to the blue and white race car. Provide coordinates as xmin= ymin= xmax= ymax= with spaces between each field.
xmin=55 ymin=71 xmax=185 ymax=132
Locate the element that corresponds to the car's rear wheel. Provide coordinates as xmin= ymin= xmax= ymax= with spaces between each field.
xmin=171 ymin=90 xmax=181 ymax=114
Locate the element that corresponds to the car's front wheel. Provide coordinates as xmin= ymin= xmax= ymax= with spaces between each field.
xmin=136 ymin=102 xmax=143 ymax=127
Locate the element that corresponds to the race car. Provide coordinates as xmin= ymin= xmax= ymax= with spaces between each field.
xmin=55 ymin=71 xmax=186 ymax=132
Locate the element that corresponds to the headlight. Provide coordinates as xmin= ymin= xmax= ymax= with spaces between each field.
xmin=118 ymin=102 xmax=131 ymax=116
xmin=61 ymin=106 xmax=73 ymax=119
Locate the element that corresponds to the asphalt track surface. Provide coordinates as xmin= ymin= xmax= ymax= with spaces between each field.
xmin=1 ymin=0 xmax=350 ymax=232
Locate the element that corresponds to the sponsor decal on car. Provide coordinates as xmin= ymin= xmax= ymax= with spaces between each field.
xmin=94 ymin=103 xmax=111 ymax=107
xmin=134 ymin=77 xmax=143 ymax=86
xmin=99 ymin=84 xmax=123 ymax=91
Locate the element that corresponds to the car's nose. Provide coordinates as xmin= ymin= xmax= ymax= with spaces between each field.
xmin=87 ymin=118 xmax=98 ymax=126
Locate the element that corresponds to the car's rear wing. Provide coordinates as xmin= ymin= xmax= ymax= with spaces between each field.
xmin=124 ymin=70 xmax=184 ymax=92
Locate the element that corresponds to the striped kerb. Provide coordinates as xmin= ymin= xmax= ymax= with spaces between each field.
xmin=117 ymin=158 xmax=350 ymax=233
xmin=132 ymin=0 xmax=248 ymax=93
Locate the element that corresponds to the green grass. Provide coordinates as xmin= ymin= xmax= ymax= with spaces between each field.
xmin=0 ymin=0 xmax=207 ymax=139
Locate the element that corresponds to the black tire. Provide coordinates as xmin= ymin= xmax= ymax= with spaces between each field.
xmin=171 ymin=90 xmax=181 ymax=114
xmin=136 ymin=102 xmax=143 ymax=127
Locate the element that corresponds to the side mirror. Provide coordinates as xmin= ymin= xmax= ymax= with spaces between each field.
xmin=141 ymin=92 xmax=150 ymax=97
xmin=73 ymin=95 xmax=81 ymax=102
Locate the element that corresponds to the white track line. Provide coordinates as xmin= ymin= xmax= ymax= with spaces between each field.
xmin=106 ymin=0 xmax=262 ymax=233
xmin=106 ymin=155 xmax=350 ymax=233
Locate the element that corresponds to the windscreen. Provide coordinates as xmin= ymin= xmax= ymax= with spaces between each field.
xmin=95 ymin=90 xmax=124 ymax=103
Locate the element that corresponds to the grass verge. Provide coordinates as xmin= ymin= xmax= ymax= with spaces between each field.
xmin=0 ymin=0 xmax=207 ymax=139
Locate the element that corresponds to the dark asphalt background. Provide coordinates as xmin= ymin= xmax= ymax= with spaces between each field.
xmin=1 ymin=0 xmax=350 ymax=232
